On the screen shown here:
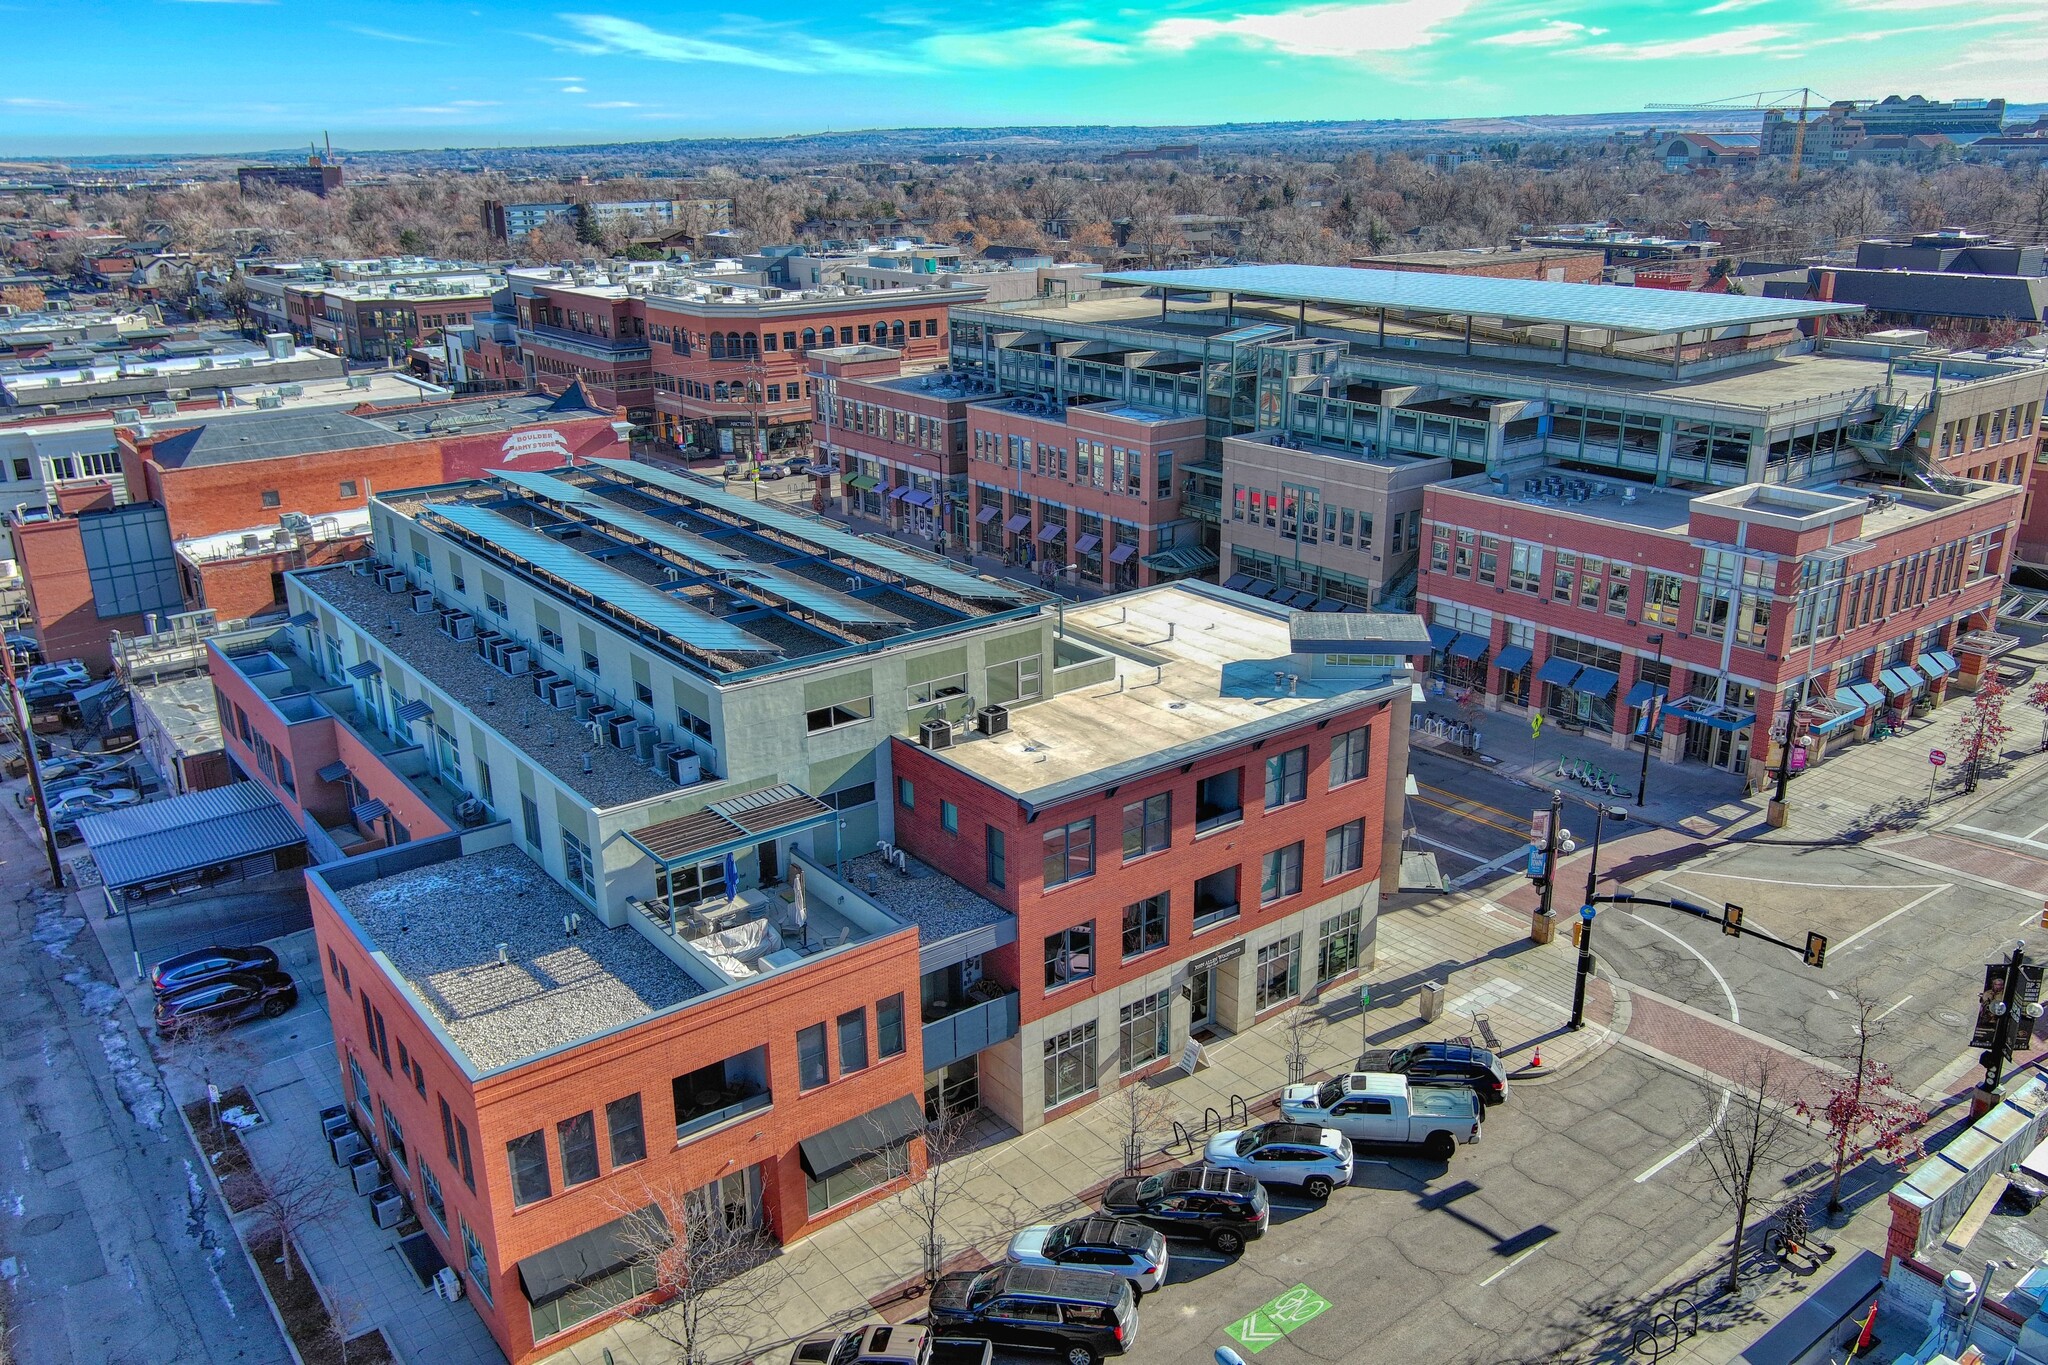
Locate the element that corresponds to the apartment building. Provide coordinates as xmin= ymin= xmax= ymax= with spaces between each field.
xmin=315 ymin=276 xmax=499 ymax=363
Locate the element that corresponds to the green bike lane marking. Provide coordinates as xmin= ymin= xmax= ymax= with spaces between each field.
xmin=1223 ymin=1283 xmax=1331 ymax=1354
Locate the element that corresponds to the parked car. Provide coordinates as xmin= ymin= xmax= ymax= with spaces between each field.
xmin=927 ymin=1263 xmax=1137 ymax=1365
xmin=1201 ymin=1123 xmax=1353 ymax=1199
xmin=1099 ymin=1165 xmax=1269 ymax=1254
xmin=791 ymin=1324 xmax=993 ymax=1365
xmin=48 ymin=786 xmax=140 ymax=819
xmin=723 ymin=459 xmax=746 ymax=478
xmin=38 ymin=754 xmax=110 ymax=782
xmin=1006 ymin=1217 xmax=1168 ymax=1297
xmin=1357 ymin=1041 xmax=1509 ymax=1106
xmin=758 ymin=462 xmax=786 ymax=480
xmin=153 ymin=970 xmax=299 ymax=1037
xmin=41 ymin=765 xmax=134 ymax=796
xmin=151 ymin=945 xmax=283 ymax=997
xmin=1278 ymin=1072 xmax=1484 ymax=1159
xmin=18 ymin=660 xmax=87 ymax=692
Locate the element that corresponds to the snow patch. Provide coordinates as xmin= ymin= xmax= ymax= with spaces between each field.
xmin=31 ymin=908 xmax=81 ymax=960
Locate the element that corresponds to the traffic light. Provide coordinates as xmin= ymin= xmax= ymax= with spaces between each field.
xmin=1722 ymin=903 xmax=1744 ymax=938
xmin=1804 ymin=932 xmax=1828 ymax=969
xmin=1571 ymin=919 xmax=1585 ymax=947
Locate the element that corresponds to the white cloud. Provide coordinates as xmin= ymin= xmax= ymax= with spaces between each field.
xmin=560 ymin=84 xmax=588 ymax=93
xmin=1837 ymin=0 xmax=1980 ymax=8
xmin=1477 ymin=19 xmax=1605 ymax=46
xmin=1573 ymin=23 xmax=1800 ymax=59
xmin=338 ymin=24 xmax=452 ymax=45
xmin=1696 ymin=0 xmax=1766 ymax=12
xmin=1144 ymin=0 xmax=1475 ymax=59
xmin=587 ymin=99 xmax=642 ymax=108
xmin=923 ymin=19 xmax=1131 ymax=66
xmin=553 ymin=13 xmax=919 ymax=73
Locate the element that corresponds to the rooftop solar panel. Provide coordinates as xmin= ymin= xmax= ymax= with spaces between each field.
xmin=423 ymin=501 xmax=779 ymax=656
xmin=491 ymin=469 xmax=911 ymax=627
xmin=1092 ymin=265 xmax=1863 ymax=334
xmin=584 ymin=458 xmax=1031 ymax=602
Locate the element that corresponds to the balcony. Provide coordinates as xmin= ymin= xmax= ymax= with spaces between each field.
xmin=922 ymin=987 xmax=1020 ymax=1071
xmin=672 ymin=1047 xmax=772 ymax=1143
xmin=1182 ymin=490 xmax=1221 ymax=522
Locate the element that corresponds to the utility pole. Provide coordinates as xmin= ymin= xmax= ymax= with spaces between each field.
xmin=1 ymin=642 xmax=64 ymax=889
xmin=1766 ymin=692 xmax=1799 ymax=829
xmin=1570 ymin=800 xmax=1626 ymax=1031
xmin=1635 ymin=633 xmax=1665 ymax=807
xmin=1981 ymin=941 xmax=2032 ymax=1101
xmin=1530 ymin=788 xmax=1563 ymax=944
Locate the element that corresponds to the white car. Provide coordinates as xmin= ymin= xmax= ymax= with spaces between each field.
xmin=1202 ymin=1123 xmax=1353 ymax=1199
xmin=1005 ymin=1216 xmax=1169 ymax=1296
xmin=48 ymin=788 xmax=141 ymax=823
xmin=20 ymin=660 xmax=88 ymax=691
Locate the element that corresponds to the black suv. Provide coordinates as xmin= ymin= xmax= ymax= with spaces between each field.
xmin=153 ymin=970 xmax=299 ymax=1037
xmin=1358 ymin=1042 xmax=1509 ymax=1105
xmin=1100 ymin=1165 xmax=1269 ymax=1254
xmin=927 ymin=1263 xmax=1137 ymax=1365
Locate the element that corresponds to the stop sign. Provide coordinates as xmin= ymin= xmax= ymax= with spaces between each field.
xmin=1930 ymin=748 xmax=1947 ymax=767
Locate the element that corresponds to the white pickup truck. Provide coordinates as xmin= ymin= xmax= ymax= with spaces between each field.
xmin=1278 ymin=1072 xmax=1483 ymax=1159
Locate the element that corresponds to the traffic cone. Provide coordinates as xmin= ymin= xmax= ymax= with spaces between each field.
xmin=1530 ymin=1046 xmax=1543 ymax=1068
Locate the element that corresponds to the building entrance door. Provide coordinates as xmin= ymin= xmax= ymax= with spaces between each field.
xmin=1188 ymin=964 xmax=1216 ymax=1035
xmin=1684 ymin=721 xmax=1750 ymax=773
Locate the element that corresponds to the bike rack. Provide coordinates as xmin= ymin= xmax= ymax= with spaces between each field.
xmin=1228 ymin=1094 xmax=1253 ymax=1128
xmin=1629 ymin=1296 xmax=1697 ymax=1361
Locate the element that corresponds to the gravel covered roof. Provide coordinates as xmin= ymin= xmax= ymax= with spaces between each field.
xmin=841 ymin=850 xmax=1010 ymax=945
xmin=342 ymin=845 xmax=703 ymax=1072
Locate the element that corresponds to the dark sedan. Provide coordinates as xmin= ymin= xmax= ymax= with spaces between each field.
xmin=153 ymin=970 xmax=298 ymax=1037
xmin=151 ymin=945 xmax=281 ymax=997
xmin=1358 ymin=1042 xmax=1509 ymax=1105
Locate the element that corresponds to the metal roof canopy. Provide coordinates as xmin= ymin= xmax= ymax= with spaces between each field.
xmin=78 ymin=781 xmax=304 ymax=890
xmin=585 ymin=458 xmax=1030 ymax=603
xmin=423 ymin=501 xmax=779 ymax=658
xmin=490 ymin=469 xmax=911 ymax=628
xmin=625 ymin=783 xmax=834 ymax=868
xmin=1093 ymin=265 xmax=1863 ymax=335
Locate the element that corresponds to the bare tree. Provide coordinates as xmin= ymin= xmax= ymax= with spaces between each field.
xmin=1796 ymin=986 xmax=1925 ymax=1216
xmin=1690 ymin=1054 xmax=1807 ymax=1295
xmin=608 ymin=1179 xmax=774 ymax=1365
xmin=899 ymin=1105 xmax=981 ymax=1286
xmin=247 ymin=1152 xmax=344 ymax=1283
xmin=324 ymin=1291 xmax=372 ymax=1365
xmin=155 ymin=1012 xmax=257 ymax=1138
xmin=1281 ymin=1005 xmax=1325 ymax=1087
xmin=1115 ymin=1080 xmax=1178 ymax=1176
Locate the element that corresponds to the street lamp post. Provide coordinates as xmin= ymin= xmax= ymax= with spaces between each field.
xmin=1982 ymin=941 xmax=2036 ymax=1099
xmin=1766 ymin=692 xmax=1801 ymax=829
xmin=1635 ymin=633 xmax=1665 ymax=807
xmin=1570 ymin=799 xmax=1629 ymax=1031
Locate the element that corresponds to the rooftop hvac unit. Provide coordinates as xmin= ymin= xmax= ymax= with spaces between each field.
xmin=166 ymin=388 xmax=189 ymax=400
xmin=651 ymin=741 xmax=680 ymax=774
xmin=264 ymin=332 xmax=292 ymax=360
xmin=278 ymin=511 xmax=314 ymax=534
xmin=374 ymin=566 xmax=406 ymax=591
xmin=255 ymin=394 xmax=284 ymax=410
xmin=975 ymin=705 xmax=1010 ymax=736
xmin=668 ymin=749 xmax=702 ymax=785
xmin=455 ymin=798 xmax=489 ymax=828
xmin=277 ymin=383 xmax=304 ymax=398
xmin=410 ymin=590 xmax=435 ymax=614
xmin=351 ymin=558 xmax=373 ymax=576
xmin=349 ymin=1154 xmax=385 ymax=1195
xmin=544 ymin=678 xmax=576 ymax=708
xmin=529 ymin=669 xmax=559 ymax=699
xmin=372 ymin=1189 xmax=407 ymax=1229
xmin=603 ymin=712 xmax=635 ymax=746
xmin=574 ymin=693 xmax=601 ymax=721
xmin=446 ymin=614 xmax=474 ymax=641
xmin=433 ymin=1267 xmax=464 ymax=1302
xmin=919 ymin=718 xmax=954 ymax=750
xmin=499 ymin=645 xmax=530 ymax=676
xmin=475 ymin=630 xmax=505 ymax=657
xmin=345 ymin=375 xmax=371 ymax=389
xmin=320 ymin=1108 xmax=353 ymax=1143
xmin=633 ymin=724 xmax=660 ymax=763
xmin=329 ymin=1129 xmax=366 ymax=1166
xmin=114 ymin=407 xmax=142 ymax=425
xmin=148 ymin=400 xmax=177 ymax=416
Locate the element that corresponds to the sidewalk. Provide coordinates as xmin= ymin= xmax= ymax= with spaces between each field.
xmin=555 ymin=896 xmax=1620 ymax=1365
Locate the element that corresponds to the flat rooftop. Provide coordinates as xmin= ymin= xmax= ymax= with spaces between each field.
xmin=335 ymin=844 xmax=702 ymax=1073
xmin=928 ymin=583 xmax=1403 ymax=804
xmin=839 ymin=850 xmax=1010 ymax=945
xmin=130 ymin=672 xmax=223 ymax=757
xmin=1354 ymin=248 xmax=1602 ymax=268
xmin=144 ymin=392 xmax=599 ymax=469
xmin=1435 ymin=466 xmax=1700 ymax=532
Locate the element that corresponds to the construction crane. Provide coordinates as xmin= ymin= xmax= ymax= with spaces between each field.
xmin=1645 ymin=88 xmax=1833 ymax=181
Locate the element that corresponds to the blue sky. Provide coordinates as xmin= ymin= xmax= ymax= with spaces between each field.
xmin=2 ymin=0 xmax=2040 ymax=155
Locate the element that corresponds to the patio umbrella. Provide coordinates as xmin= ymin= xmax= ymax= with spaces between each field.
xmin=722 ymin=850 xmax=739 ymax=900
xmin=790 ymin=866 xmax=808 ymax=947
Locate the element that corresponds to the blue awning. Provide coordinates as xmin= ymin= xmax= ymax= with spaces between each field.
xmin=1449 ymin=633 xmax=1487 ymax=661
xmin=317 ymin=760 xmax=350 ymax=783
xmin=1624 ymin=680 xmax=1666 ymax=708
xmin=889 ymin=485 xmax=914 ymax=502
xmin=1222 ymin=574 xmax=1253 ymax=592
xmin=1930 ymin=649 xmax=1958 ymax=676
xmin=1426 ymin=623 xmax=1457 ymax=651
xmin=1536 ymin=657 xmax=1582 ymax=688
xmin=1037 ymin=523 xmax=1065 ymax=543
xmin=1917 ymin=652 xmax=1951 ymax=681
xmin=350 ymin=798 xmax=388 ymax=824
xmin=1894 ymin=663 xmax=1928 ymax=689
xmin=1672 ymin=704 xmax=1755 ymax=733
xmin=1494 ymin=645 xmax=1532 ymax=675
xmin=1878 ymin=667 xmax=1915 ymax=697
xmin=975 ymin=505 xmax=1000 ymax=524
xmin=1846 ymin=681 xmax=1888 ymax=710
xmin=1812 ymin=695 xmax=1867 ymax=735
xmin=906 ymin=490 xmax=937 ymax=508
xmin=393 ymin=699 xmax=434 ymax=725
xmin=1830 ymin=690 xmax=1870 ymax=721
xmin=345 ymin=660 xmax=380 ymax=679
xmin=1573 ymin=666 xmax=1620 ymax=700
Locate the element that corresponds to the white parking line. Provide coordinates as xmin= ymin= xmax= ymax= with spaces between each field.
xmin=1634 ymin=1089 xmax=1731 ymax=1184
xmin=1479 ymin=1241 xmax=1547 ymax=1287
xmin=1407 ymin=831 xmax=1486 ymax=864
xmin=1874 ymin=994 xmax=1913 ymax=1022
xmin=1833 ymin=886 xmax=1948 ymax=954
xmin=1451 ymin=845 xmax=1539 ymax=889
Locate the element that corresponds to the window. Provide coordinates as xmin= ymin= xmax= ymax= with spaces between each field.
xmin=806 ymin=696 xmax=872 ymax=731
xmin=984 ymin=656 xmax=1042 ymax=706
xmin=261 ymin=490 xmax=281 ymax=508
xmin=797 ymin=1023 xmax=829 ymax=1090
xmin=520 ymin=794 xmax=540 ymax=849
xmin=558 ymin=1112 xmax=599 ymax=1187
xmin=487 ymin=592 xmax=508 ymax=618
xmin=507 ymin=1130 xmax=552 ymax=1207
xmin=538 ymin=625 xmax=563 ymax=652
xmin=1264 ymin=746 xmax=1307 ymax=809
xmin=1606 ymin=565 xmax=1631 ymax=616
xmin=1195 ymin=769 xmax=1242 ymax=833
xmin=837 ymin=1009 xmax=868 ymax=1073
xmin=1043 ymin=1020 xmax=1099 ymax=1108
xmin=806 ymin=1138 xmax=907 ymax=1215
xmin=1256 ymin=934 xmax=1301 ymax=1010
xmin=1329 ymin=727 xmax=1370 ymax=788
xmin=986 ymin=826 xmax=1006 ymax=888
xmin=1261 ymin=842 xmax=1304 ymax=904
xmin=381 ymin=1102 xmax=408 ymax=1172
xmin=438 ymin=1096 xmax=473 ymax=1189
xmin=421 ymin=1160 xmax=446 ymax=1229
xmin=1643 ymin=572 xmax=1683 ymax=626
xmin=339 ymin=480 xmax=358 ymax=499
xmin=877 ymin=994 xmax=906 ymax=1059
xmin=1122 ymin=893 xmax=1168 ymax=958
xmin=1509 ymin=543 xmax=1542 ymax=594
xmin=561 ymin=829 xmax=594 ymax=897
xmin=606 ymin=1094 xmax=646 ymax=1167
xmin=1041 ymin=818 xmax=1095 ymax=888
xmin=1317 ymin=907 xmax=1363 ymax=983
xmin=897 ymin=776 xmax=915 ymax=810
xmin=1120 ymin=991 xmax=1171 ymax=1072
xmin=940 ymin=800 xmax=958 ymax=834
xmin=1044 ymin=922 xmax=1095 ymax=989
xmin=1193 ymin=867 xmax=1240 ymax=929
xmin=1324 ymin=819 xmax=1365 ymax=880
xmin=1122 ymin=793 xmax=1170 ymax=860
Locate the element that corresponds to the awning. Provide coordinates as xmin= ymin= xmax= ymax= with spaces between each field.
xmin=1222 ymin=574 xmax=1252 ymax=592
xmin=846 ymin=474 xmax=879 ymax=491
xmin=1623 ymin=680 xmax=1665 ymax=709
xmin=975 ymin=505 xmax=1000 ymax=524
xmin=1075 ymin=534 xmax=1102 ymax=555
xmin=1670 ymin=701 xmax=1755 ymax=733
xmin=1004 ymin=514 xmax=1032 ymax=534
xmin=1142 ymin=545 xmax=1219 ymax=574
xmin=798 ymin=1094 xmax=924 ymax=1179
xmin=1894 ymin=663 xmax=1928 ymax=690
xmin=1426 ymin=623 xmax=1457 ymax=651
xmin=1037 ymin=523 xmax=1065 ymax=544
xmin=77 ymin=782 xmax=305 ymax=892
xmin=286 ymin=612 xmax=318 ymax=627
xmin=1536 ymin=657 xmax=1582 ymax=688
xmin=393 ymin=699 xmax=434 ymax=725
xmin=1847 ymin=681 xmax=1888 ymax=710
xmin=1494 ymin=645 xmax=1532 ymax=675
xmin=351 ymin=798 xmax=389 ymax=824
xmin=1573 ymin=666 xmax=1620 ymax=700
xmin=1916 ymin=652 xmax=1952 ymax=681
xmin=1241 ymin=578 xmax=1277 ymax=599
xmin=317 ymin=760 xmax=350 ymax=783
xmin=1108 ymin=543 xmax=1138 ymax=565
xmin=345 ymin=661 xmax=380 ymax=679
xmin=626 ymin=783 xmax=835 ymax=868
xmin=517 ymin=1205 xmax=667 ymax=1307
xmin=1929 ymin=649 xmax=1959 ymax=676
xmin=1813 ymin=693 xmax=1868 ymax=735
xmin=1877 ymin=668 xmax=1916 ymax=697
xmin=889 ymin=485 xmax=914 ymax=502
xmin=1313 ymin=599 xmax=1345 ymax=612
xmin=1448 ymin=633 xmax=1487 ymax=662
xmin=905 ymin=490 xmax=937 ymax=508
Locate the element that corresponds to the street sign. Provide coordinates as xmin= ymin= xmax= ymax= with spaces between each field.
xmin=1527 ymin=847 xmax=1547 ymax=880
xmin=1531 ymin=714 xmax=1544 ymax=739
xmin=1930 ymin=748 xmax=1948 ymax=767
xmin=1722 ymin=903 xmax=1744 ymax=938
xmin=1804 ymin=932 xmax=1828 ymax=969
xmin=1225 ymin=1285 xmax=1331 ymax=1355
